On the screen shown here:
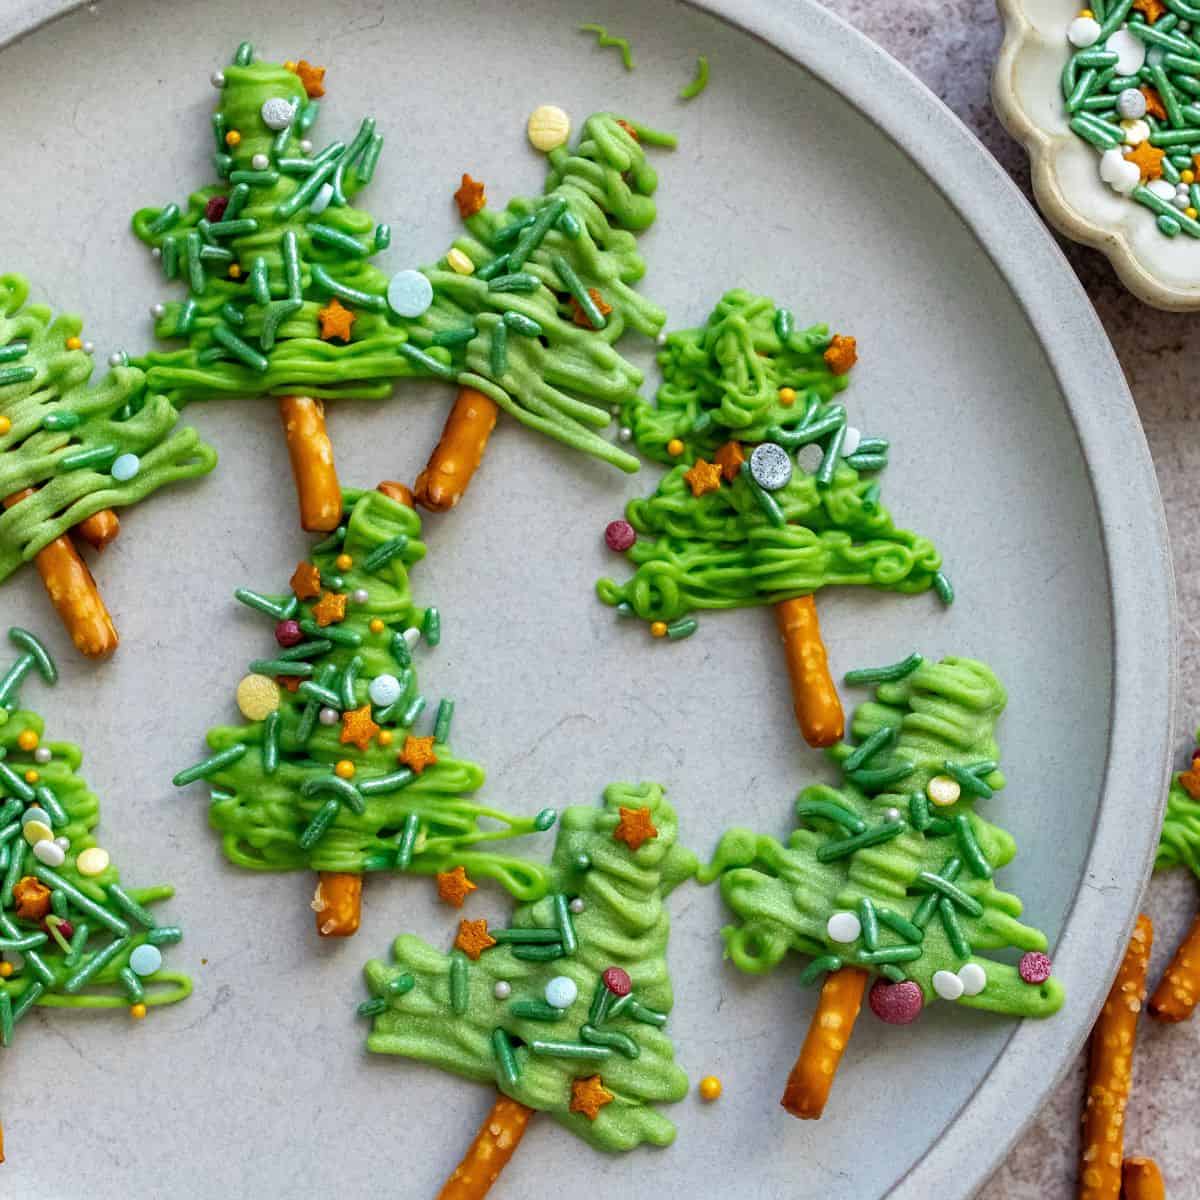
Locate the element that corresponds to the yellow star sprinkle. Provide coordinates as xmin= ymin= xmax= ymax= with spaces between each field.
xmin=399 ymin=735 xmax=438 ymax=775
xmin=454 ymin=918 xmax=496 ymax=961
xmin=683 ymin=458 xmax=723 ymax=498
xmin=311 ymin=591 xmax=347 ymax=627
xmin=340 ymin=704 xmax=381 ymax=751
xmin=613 ymin=805 xmax=658 ymax=852
xmin=436 ymin=865 xmax=477 ymax=908
xmin=569 ymin=1075 xmax=614 ymax=1121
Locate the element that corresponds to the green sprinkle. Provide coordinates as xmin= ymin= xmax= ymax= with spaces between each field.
xmin=260 ymin=300 xmax=303 ymax=352
xmin=276 ymin=640 xmax=333 ymax=662
xmin=450 ymin=952 xmax=469 ymax=1014
xmin=220 ymin=302 xmax=245 ymax=326
xmin=233 ymin=41 xmax=254 ymax=65
xmin=146 ymin=204 xmax=181 ymax=236
xmin=879 ymin=964 xmax=907 ymax=983
xmin=492 ymin=1027 xmax=521 ymax=1085
xmin=553 ymin=894 xmax=578 ymax=955
xmin=856 ymin=945 xmax=922 ymax=965
xmin=844 ymin=653 xmax=923 ymax=686
xmin=799 ymin=954 xmax=842 ymax=986
xmin=41 ymin=410 xmax=80 ymax=431
xmin=390 ymin=632 xmax=412 ymax=668
xmin=422 ymin=607 xmax=441 ymax=647
xmin=146 ymin=926 xmax=183 ymax=946
xmin=360 ymin=136 xmax=384 ymax=185
xmin=433 ymin=699 xmax=454 ymax=743
xmin=224 ymin=182 xmax=250 ymax=221
xmin=588 ymin=979 xmax=614 ymax=1025
xmin=529 ymin=1038 xmax=610 ymax=1061
xmin=262 ymin=710 xmax=281 ymax=775
xmin=680 ymin=55 xmax=710 ymax=100
xmin=0 ymin=989 xmax=12 ymax=1046
xmin=309 ymin=223 xmax=370 ymax=257
xmin=816 ymin=820 xmax=906 ymax=863
xmin=550 ymin=254 xmax=605 ymax=328
xmin=667 ymin=618 xmax=698 ymax=640
xmin=938 ymin=897 xmax=971 ymax=959
xmin=229 ymin=169 xmax=280 ymax=188
xmin=401 ymin=694 xmax=426 ymax=727
xmin=431 ymin=326 xmax=477 ymax=348
xmin=774 ymin=307 xmax=794 ymax=343
xmin=916 ymin=870 xmax=983 ymax=917
xmin=490 ymin=927 xmax=562 ymax=944
xmin=363 ymin=534 xmax=408 ymax=571
xmin=580 ymin=23 xmax=634 ymax=71
xmin=942 ymin=760 xmax=994 ymax=799
xmin=250 ymin=257 xmax=271 ymax=305
xmin=0 ymin=366 xmax=35 ymax=387
xmin=298 ymin=798 xmax=340 ymax=851
xmin=794 ymin=799 xmax=867 ymax=835
xmin=358 ymin=997 xmax=388 ymax=1017
xmin=739 ymin=460 xmax=786 ymax=526
xmin=844 ymin=452 xmax=888 ymax=472
xmin=105 ymin=884 xmax=158 ymax=930
xmin=233 ymin=588 xmax=293 ymax=619
xmin=626 ymin=1000 xmax=667 ymax=1027
xmin=310 ymin=264 xmax=386 ymax=311
xmin=511 ymin=943 xmax=565 ymax=961
xmin=298 ymin=620 xmax=361 ymax=648
xmin=843 ymin=725 xmax=896 ymax=774
xmin=394 ymin=812 xmax=421 ymax=869
xmin=509 ymin=197 xmax=567 ymax=270
xmin=475 ymin=254 xmax=511 ymax=282
xmin=212 ymin=325 xmax=269 ymax=372
xmin=340 ymin=655 xmax=363 ymax=709
xmin=487 ymin=272 xmax=541 ymax=294
xmin=502 ymin=309 xmax=544 ymax=338
xmin=534 ymin=808 xmax=557 ymax=831
xmin=858 ymin=897 xmax=880 ymax=952
xmin=173 ymin=744 xmax=247 ymax=786
xmin=557 ymin=209 xmax=582 ymax=238
xmin=119 ymin=967 xmax=145 ymax=1004
xmin=876 ymin=907 xmax=924 ymax=944
xmin=848 ymin=760 xmax=914 ymax=790
xmin=301 ymin=773 xmax=365 ymax=816
xmin=162 ymin=236 xmax=180 ymax=279
xmin=509 ymin=1000 xmax=565 ymax=1021
xmin=64 ymin=923 xmax=88 ymax=967
xmin=396 ymin=342 xmax=455 ymax=379
xmin=296 ymin=681 xmax=340 ymax=708
xmin=185 ymin=230 xmax=206 ymax=295
xmin=58 ymin=444 xmax=119 ymax=472
xmin=11 ymin=981 xmax=43 ymax=1023
xmin=386 ymin=972 xmax=415 ymax=996
xmin=908 ymin=790 xmax=932 ymax=832
xmin=250 ymin=658 xmax=313 ymax=678
xmin=580 ymin=1023 xmax=640 ymax=1058
xmin=63 ymin=935 xmax=131 ymax=993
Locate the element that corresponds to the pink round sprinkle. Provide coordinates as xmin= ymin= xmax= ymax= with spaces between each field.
xmin=868 ymin=978 xmax=923 ymax=1025
xmin=275 ymin=619 xmax=303 ymax=648
xmin=1019 ymin=951 xmax=1053 ymax=985
xmin=205 ymin=195 xmax=229 ymax=223
xmin=605 ymin=520 xmax=636 ymax=553
xmin=602 ymin=966 xmax=632 ymax=996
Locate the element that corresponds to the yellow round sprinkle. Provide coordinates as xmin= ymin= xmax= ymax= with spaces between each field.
xmin=1184 ymin=170 xmax=1196 ymax=184
xmin=527 ymin=104 xmax=571 ymax=152
xmin=1188 ymin=207 xmax=1198 ymax=219
xmin=65 ymin=336 xmax=82 ymax=351
xmin=699 ymin=1076 xmax=722 ymax=1102
xmin=650 ymin=621 xmax=668 ymax=638
xmin=378 ymin=730 xmax=393 ymax=747
xmin=927 ymin=775 xmax=961 ymax=807
xmin=16 ymin=730 xmax=38 ymax=752
xmin=446 ymin=248 xmax=475 ymax=275
xmin=225 ymin=130 xmax=242 ymax=147
xmin=335 ymin=760 xmax=356 ymax=780
xmin=130 ymin=1003 xmax=147 ymax=1020
xmin=369 ymin=618 xmax=385 ymax=634
xmin=284 ymin=60 xmax=297 ymax=72
xmin=1079 ymin=7 xmax=1093 ymax=15
xmin=778 ymin=387 xmax=796 ymax=406
xmin=229 ymin=263 xmax=243 ymax=280
xmin=0 ymin=963 xmax=12 ymax=978
xmin=336 ymin=553 xmax=353 ymax=571
xmin=236 ymin=673 xmax=282 ymax=721
xmin=23 ymin=770 xmax=38 ymax=785
xmin=667 ymin=439 xmax=684 ymax=457
xmin=77 ymin=847 xmax=111 ymax=877
xmin=0 ymin=415 xmax=11 ymax=436
xmin=23 ymin=820 xmax=53 ymax=846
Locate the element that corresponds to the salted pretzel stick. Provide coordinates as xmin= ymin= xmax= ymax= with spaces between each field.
xmin=775 ymin=595 xmax=845 ymax=749
xmin=1149 ymin=913 xmax=1200 ymax=1023
xmin=279 ymin=396 xmax=341 ymax=532
xmin=439 ymin=1095 xmax=535 ymax=1200
xmin=3 ymin=489 xmax=117 ymax=658
xmin=1121 ymin=1158 xmax=1164 ymax=1200
xmin=75 ymin=508 xmax=120 ymax=551
xmin=414 ymin=387 xmax=499 ymax=512
xmin=780 ymin=965 xmax=867 ymax=1119
xmin=1080 ymin=914 xmax=1153 ymax=1200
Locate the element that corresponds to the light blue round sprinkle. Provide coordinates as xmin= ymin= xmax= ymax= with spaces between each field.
xmin=387 ymin=270 xmax=434 ymax=318
xmin=129 ymin=944 xmax=163 ymax=977
xmin=111 ymin=453 xmax=141 ymax=483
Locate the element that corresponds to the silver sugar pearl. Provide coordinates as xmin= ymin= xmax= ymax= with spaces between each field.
xmin=493 ymin=981 xmax=512 ymax=999
xmin=299 ymin=138 xmax=313 ymax=155
xmin=151 ymin=303 xmax=166 ymax=319
xmin=617 ymin=426 xmax=632 ymax=442
xmin=33 ymin=747 xmax=52 ymax=764
xmin=318 ymin=707 xmax=339 ymax=726
xmin=251 ymin=153 xmax=270 ymax=171
xmin=151 ymin=246 xmax=162 ymax=259
xmin=749 ymin=442 xmax=793 ymax=492
xmin=211 ymin=70 xmax=226 ymax=88
xmin=108 ymin=351 xmax=127 ymax=367
xmin=351 ymin=588 xmax=370 ymax=604
xmin=884 ymin=807 xmax=902 ymax=824
xmin=54 ymin=836 xmax=70 ymax=850
xmin=655 ymin=331 xmax=667 ymax=346
xmin=568 ymin=897 xmax=585 ymax=914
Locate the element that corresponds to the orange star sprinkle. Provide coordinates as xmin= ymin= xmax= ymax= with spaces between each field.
xmin=1133 ymin=0 xmax=1166 ymax=21
xmin=713 ymin=441 xmax=746 ymax=483
xmin=683 ymin=459 xmax=723 ymax=498
xmin=436 ymin=865 xmax=477 ymax=908
xmin=1126 ymin=140 xmax=1165 ymax=182
xmin=570 ymin=288 xmax=613 ymax=329
xmin=290 ymin=560 xmax=321 ymax=600
xmin=1180 ymin=764 xmax=1200 ymax=800
xmin=291 ymin=59 xmax=326 ymax=98
xmin=454 ymin=174 xmax=487 ymax=218
xmin=340 ymin=704 xmax=381 ymax=751
xmin=318 ymin=297 xmax=356 ymax=342
xmin=613 ymin=805 xmax=658 ymax=852
xmin=1142 ymin=85 xmax=1167 ymax=120
xmin=399 ymin=735 xmax=438 ymax=775
xmin=569 ymin=1075 xmax=614 ymax=1120
xmin=824 ymin=334 xmax=857 ymax=375
xmin=276 ymin=675 xmax=303 ymax=693
xmin=454 ymin=918 xmax=496 ymax=960
xmin=311 ymin=591 xmax=348 ymax=627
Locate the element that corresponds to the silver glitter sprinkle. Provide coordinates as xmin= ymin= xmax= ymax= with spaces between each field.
xmin=749 ymin=442 xmax=793 ymax=492
xmin=1116 ymin=87 xmax=1146 ymax=120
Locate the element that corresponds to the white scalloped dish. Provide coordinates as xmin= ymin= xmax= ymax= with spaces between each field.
xmin=996 ymin=0 xmax=1200 ymax=308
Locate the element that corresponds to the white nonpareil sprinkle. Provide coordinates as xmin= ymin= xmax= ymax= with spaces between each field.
xmin=826 ymin=911 xmax=862 ymax=944
xmin=544 ymin=976 xmax=578 ymax=1008
xmin=958 ymin=963 xmax=987 ymax=996
xmin=1106 ymin=28 xmax=1147 ymax=75
xmin=1099 ymin=148 xmax=1140 ymax=196
xmin=1067 ymin=16 xmax=1101 ymax=48
xmin=932 ymin=969 xmax=965 ymax=1001
xmin=493 ymin=981 xmax=512 ymax=1000
xmin=1148 ymin=179 xmax=1177 ymax=202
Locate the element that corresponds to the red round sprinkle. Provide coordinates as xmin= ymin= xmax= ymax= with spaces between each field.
xmin=275 ymin=619 xmax=303 ymax=648
xmin=1191 ymin=746 xmax=1200 ymax=764
xmin=604 ymin=520 xmax=636 ymax=553
xmin=205 ymin=195 xmax=230 ymax=223
xmin=45 ymin=918 xmax=73 ymax=939
xmin=602 ymin=966 xmax=632 ymax=996
xmin=868 ymin=978 xmax=923 ymax=1025
xmin=1018 ymin=951 xmax=1052 ymax=984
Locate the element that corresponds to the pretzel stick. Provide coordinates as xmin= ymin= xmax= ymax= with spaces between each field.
xmin=75 ymin=508 xmax=120 ymax=551
xmin=312 ymin=872 xmax=362 ymax=938
xmin=439 ymin=1095 xmax=535 ymax=1200
xmin=774 ymin=595 xmax=845 ymax=749
xmin=1121 ymin=1158 xmax=1164 ymax=1200
xmin=780 ymin=965 xmax=867 ymax=1119
xmin=414 ymin=387 xmax=499 ymax=513
xmin=1080 ymin=914 xmax=1153 ymax=1200
xmin=3 ymin=489 xmax=117 ymax=658
xmin=279 ymin=396 xmax=341 ymax=532
xmin=1149 ymin=913 xmax=1200 ymax=1023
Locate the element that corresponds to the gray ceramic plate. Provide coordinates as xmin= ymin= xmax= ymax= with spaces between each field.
xmin=0 ymin=1 xmax=1176 ymax=1197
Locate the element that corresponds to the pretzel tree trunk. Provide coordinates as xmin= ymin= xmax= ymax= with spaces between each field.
xmin=3 ymin=489 xmax=118 ymax=658
xmin=1149 ymin=912 xmax=1200 ymax=1023
xmin=279 ymin=396 xmax=342 ymax=532
xmin=439 ymin=1095 xmax=535 ymax=1200
xmin=414 ymin=387 xmax=499 ymax=513
xmin=775 ymin=595 xmax=844 ymax=749
xmin=75 ymin=508 xmax=120 ymax=551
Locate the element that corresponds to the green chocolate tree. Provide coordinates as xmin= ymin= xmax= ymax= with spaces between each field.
xmin=699 ymin=653 xmax=1062 ymax=1118
xmin=597 ymin=289 xmax=945 ymax=748
xmin=0 ymin=627 xmax=191 ymax=1159
xmin=0 ymin=274 xmax=216 ymax=657
xmin=360 ymin=782 xmax=694 ymax=1196
xmin=173 ymin=487 xmax=554 ymax=938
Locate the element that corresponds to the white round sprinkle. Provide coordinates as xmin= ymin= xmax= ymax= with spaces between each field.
xmin=1116 ymin=87 xmax=1147 ymax=120
xmin=310 ymin=183 xmax=334 ymax=216
xmin=569 ymin=897 xmax=585 ymax=914
xmin=1106 ymin=28 xmax=1146 ymax=75
xmin=111 ymin=453 xmax=141 ymax=483
xmin=527 ymin=104 xmax=571 ymax=152
xmin=958 ymin=962 xmax=987 ymax=996
xmin=932 ymin=969 xmax=965 ymax=1001
xmin=926 ymin=775 xmax=961 ymax=807
xmin=33 ymin=747 xmax=51 ymax=764
xmin=1175 ymin=193 xmax=1191 ymax=210
xmin=76 ymin=847 xmax=110 ymax=877
xmin=655 ymin=330 xmax=668 ymax=347
xmin=368 ymin=674 xmax=402 ymax=707
xmin=82 ymin=341 xmax=95 ymax=355
xmin=1122 ymin=118 xmax=1150 ymax=147
xmin=841 ymin=426 xmax=862 ymax=457
xmin=1099 ymin=148 xmax=1141 ymax=195
xmin=618 ymin=426 xmax=633 ymax=442
xmin=1067 ymin=15 xmax=1101 ymax=48
xmin=54 ymin=836 xmax=70 ymax=851
xmin=251 ymin=153 xmax=270 ymax=171
xmin=299 ymin=138 xmax=313 ymax=155
xmin=749 ymin=442 xmax=793 ymax=492
xmin=151 ymin=303 xmax=166 ymax=319
xmin=151 ymin=247 xmax=162 ymax=259
xmin=402 ymin=627 xmax=421 ymax=651
xmin=387 ymin=270 xmax=434 ymax=319
xmin=318 ymin=707 xmax=339 ymax=726
xmin=1148 ymin=179 xmax=1177 ymax=201
xmin=32 ymin=840 xmax=65 ymax=867
xmin=884 ymin=807 xmax=902 ymax=824
xmin=544 ymin=975 xmax=578 ymax=1008
xmin=351 ymin=588 xmax=370 ymax=605
xmin=108 ymin=350 xmax=127 ymax=367
xmin=826 ymin=911 xmax=862 ymax=944
xmin=260 ymin=96 xmax=296 ymax=131
xmin=129 ymin=944 xmax=163 ymax=977
xmin=493 ymin=981 xmax=512 ymax=1000
xmin=211 ymin=70 xmax=226 ymax=89
xmin=21 ymin=807 xmax=50 ymax=828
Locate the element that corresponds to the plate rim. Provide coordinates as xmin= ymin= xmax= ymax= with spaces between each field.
xmin=0 ymin=2 xmax=1178 ymax=1197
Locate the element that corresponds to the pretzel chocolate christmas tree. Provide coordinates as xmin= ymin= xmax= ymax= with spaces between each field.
xmin=360 ymin=781 xmax=694 ymax=1199
xmin=598 ymin=290 xmax=946 ymax=747
xmin=699 ymin=653 xmax=1063 ymax=1118
xmin=173 ymin=485 xmax=554 ymax=937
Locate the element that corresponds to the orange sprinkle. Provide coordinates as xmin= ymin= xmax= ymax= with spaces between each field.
xmin=335 ymin=554 xmax=353 ymax=571
xmin=16 ymin=730 xmax=38 ymax=752
xmin=225 ymin=130 xmax=242 ymax=147
xmin=666 ymin=439 xmax=684 ymax=457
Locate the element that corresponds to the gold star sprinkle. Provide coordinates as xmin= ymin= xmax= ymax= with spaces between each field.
xmin=823 ymin=334 xmax=857 ymax=375
xmin=683 ymin=459 xmax=723 ymax=498
xmin=1180 ymin=764 xmax=1200 ymax=800
xmin=291 ymin=59 xmax=326 ymax=98
xmin=436 ymin=866 xmax=477 ymax=908
xmin=570 ymin=288 xmax=613 ymax=330
xmin=713 ymin=441 xmax=746 ymax=483
xmin=1126 ymin=140 xmax=1165 ymax=181
xmin=318 ymin=297 xmax=356 ymax=342
xmin=290 ymin=560 xmax=321 ymax=601
xmin=399 ymin=735 xmax=438 ymax=775
xmin=454 ymin=918 xmax=496 ymax=960
xmin=311 ymin=591 xmax=347 ymax=627
xmin=1142 ymin=86 xmax=1167 ymax=120
xmin=613 ymin=805 xmax=658 ymax=852
xmin=569 ymin=1075 xmax=614 ymax=1121
xmin=1133 ymin=0 xmax=1166 ymax=21
xmin=340 ymin=704 xmax=381 ymax=751
xmin=454 ymin=174 xmax=487 ymax=218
